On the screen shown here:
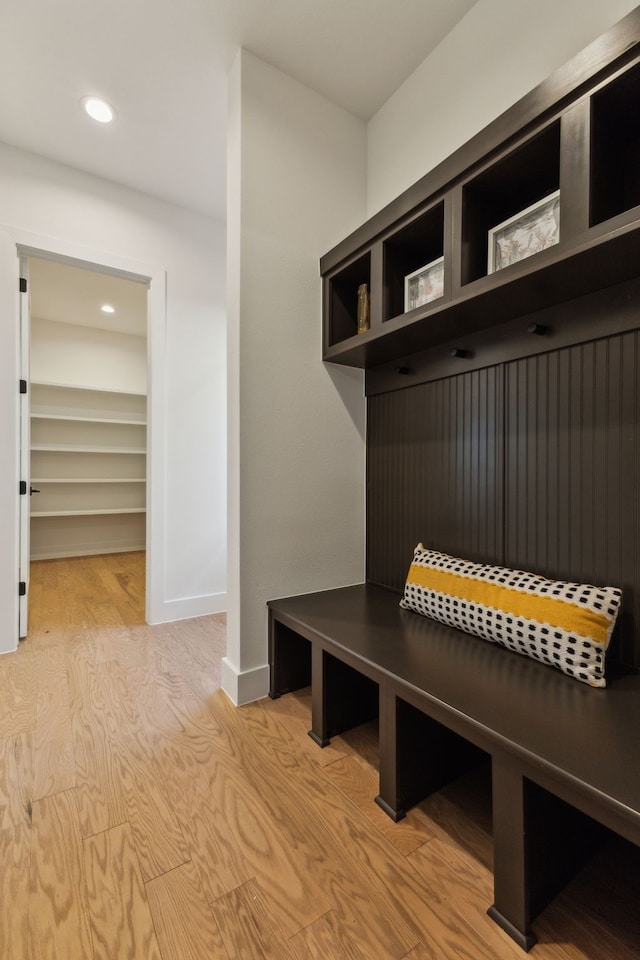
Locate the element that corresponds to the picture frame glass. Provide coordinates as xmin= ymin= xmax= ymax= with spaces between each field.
xmin=488 ymin=191 xmax=560 ymax=273
xmin=404 ymin=257 xmax=444 ymax=312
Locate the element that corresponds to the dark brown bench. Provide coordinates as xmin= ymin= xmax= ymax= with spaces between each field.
xmin=268 ymin=581 xmax=640 ymax=952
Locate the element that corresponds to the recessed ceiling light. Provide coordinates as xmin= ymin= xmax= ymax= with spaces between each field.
xmin=82 ymin=96 xmax=115 ymax=123
xmin=101 ymin=304 xmax=115 ymax=313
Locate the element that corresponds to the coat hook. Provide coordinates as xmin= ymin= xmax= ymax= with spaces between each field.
xmin=528 ymin=322 xmax=547 ymax=335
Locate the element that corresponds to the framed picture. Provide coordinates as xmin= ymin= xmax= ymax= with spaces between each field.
xmin=404 ymin=256 xmax=444 ymax=312
xmin=488 ymin=190 xmax=560 ymax=273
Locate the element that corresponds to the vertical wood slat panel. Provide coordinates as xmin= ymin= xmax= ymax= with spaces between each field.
xmin=367 ymin=329 xmax=640 ymax=667
xmin=504 ymin=332 xmax=640 ymax=667
xmin=366 ymin=367 xmax=504 ymax=593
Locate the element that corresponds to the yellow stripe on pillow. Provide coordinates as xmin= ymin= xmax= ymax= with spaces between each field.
xmin=401 ymin=547 xmax=622 ymax=686
xmin=406 ymin=563 xmax=611 ymax=644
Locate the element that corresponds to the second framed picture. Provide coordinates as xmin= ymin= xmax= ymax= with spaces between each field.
xmin=488 ymin=191 xmax=560 ymax=273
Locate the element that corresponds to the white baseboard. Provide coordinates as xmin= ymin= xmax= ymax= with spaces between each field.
xmin=148 ymin=591 xmax=227 ymax=624
xmin=221 ymin=657 xmax=269 ymax=705
xmin=30 ymin=542 xmax=145 ymax=561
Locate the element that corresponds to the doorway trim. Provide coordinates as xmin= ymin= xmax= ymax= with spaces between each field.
xmin=2 ymin=225 xmax=167 ymax=647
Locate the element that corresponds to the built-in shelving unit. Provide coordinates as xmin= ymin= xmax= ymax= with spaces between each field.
xmin=30 ymin=382 xmax=146 ymax=559
xmin=320 ymin=9 xmax=640 ymax=371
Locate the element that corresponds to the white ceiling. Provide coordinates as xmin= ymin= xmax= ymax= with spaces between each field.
xmin=0 ymin=0 xmax=478 ymax=222
xmin=29 ymin=257 xmax=148 ymax=337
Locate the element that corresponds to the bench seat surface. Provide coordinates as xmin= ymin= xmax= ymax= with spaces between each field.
xmin=268 ymin=582 xmax=640 ymax=843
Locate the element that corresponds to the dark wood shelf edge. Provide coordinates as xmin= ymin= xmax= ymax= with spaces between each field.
xmin=323 ymin=220 xmax=640 ymax=368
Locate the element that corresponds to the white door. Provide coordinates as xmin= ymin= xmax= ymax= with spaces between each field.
xmin=18 ymin=256 xmax=30 ymax=638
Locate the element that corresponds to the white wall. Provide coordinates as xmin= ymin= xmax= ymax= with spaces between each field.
xmin=0 ymin=140 xmax=226 ymax=653
xmin=367 ymin=0 xmax=640 ymax=216
xmin=224 ymin=50 xmax=367 ymax=704
xmin=31 ymin=317 xmax=147 ymax=393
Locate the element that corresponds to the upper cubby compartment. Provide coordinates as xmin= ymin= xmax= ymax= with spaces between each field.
xmin=327 ymin=251 xmax=371 ymax=347
xmin=383 ymin=201 xmax=445 ymax=321
xmin=461 ymin=121 xmax=561 ymax=285
xmin=591 ymin=60 xmax=640 ymax=226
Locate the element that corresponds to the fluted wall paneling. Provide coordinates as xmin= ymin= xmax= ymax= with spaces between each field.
xmin=367 ymin=365 xmax=504 ymax=593
xmin=366 ymin=329 xmax=640 ymax=668
xmin=505 ymin=334 xmax=640 ymax=666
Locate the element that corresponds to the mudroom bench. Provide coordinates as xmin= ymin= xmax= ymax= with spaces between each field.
xmin=267 ymin=582 xmax=640 ymax=952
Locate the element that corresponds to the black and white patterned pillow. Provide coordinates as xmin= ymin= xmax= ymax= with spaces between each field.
xmin=400 ymin=545 xmax=622 ymax=687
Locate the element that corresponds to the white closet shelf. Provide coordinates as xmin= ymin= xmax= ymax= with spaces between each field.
xmin=31 ymin=444 xmax=146 ymax=454
xmin=29 ymin=380 xmax=147 ymax=560
xmin=31 ymin=413 xmax=146 ymax=426
xmin=31 ymin=380 xmax=146 ymax=396
xmin=31 ymin=477 xmax=146 ymax=484
xmin=31 ymin=507 xmax=146 ymax=518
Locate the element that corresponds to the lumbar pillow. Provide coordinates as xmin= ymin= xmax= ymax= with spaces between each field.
xmin=400 ymin=544 xmax=622 ymax=687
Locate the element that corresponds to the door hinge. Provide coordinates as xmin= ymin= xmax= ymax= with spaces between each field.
xmin=19 ymin=581 xmax=26 ymax=597
xmin=19 ymin=480 xmax=27 ymax=495
xmin=19 ymin=379 xmax=27 ymax=394
xmin=19 ymin=277 xmax=27 ymax=293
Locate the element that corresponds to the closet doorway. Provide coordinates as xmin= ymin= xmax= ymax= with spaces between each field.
xmin=21 ymin=255 xmax=148 ymax=633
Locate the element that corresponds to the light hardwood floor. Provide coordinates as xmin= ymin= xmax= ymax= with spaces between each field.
xmin=1 ymin=552 xmax=639 ymax=959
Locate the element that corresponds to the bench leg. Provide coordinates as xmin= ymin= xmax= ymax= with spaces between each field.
xmin=376 ymin=682 xmax=405 ymax=821
xmin=490 ymin=754 xmax=608 ymax=950
xmin=488 ymin=756 xmax=537 ymax=952
xmin=308 ymin=646 xmax=378 ymax=747
xmin=377 ymin=692 xmax=486 ymax=822
xmin=268 ymin=615 xmax=311 ymax=699
xmin=309 ymin=644 xmax=332 ymax=746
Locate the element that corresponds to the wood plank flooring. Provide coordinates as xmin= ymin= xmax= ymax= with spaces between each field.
xmin=1 ymin=551 xmax=639 ymax=959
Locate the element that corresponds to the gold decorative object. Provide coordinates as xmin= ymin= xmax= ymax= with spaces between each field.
xmin=357 ymin=283 xmax=370 ymax=334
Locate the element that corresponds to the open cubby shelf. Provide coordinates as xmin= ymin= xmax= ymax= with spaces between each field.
xmin=384 ymin=200 xmax=445 ymax=321
xmin=327 ymin=251 xmax=371 ymax=346
xmin=590 ymin=59 xmax=640 ymax=227
xmin=461 ymin=121 xmax=560 ymax=285
xmin=321 ymin=11 xmax=640 ymax=368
